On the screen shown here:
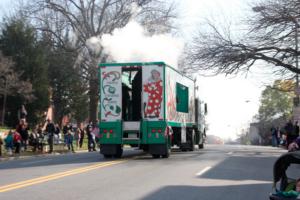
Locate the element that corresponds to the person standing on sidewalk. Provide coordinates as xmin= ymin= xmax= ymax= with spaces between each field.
xmin=19 ymin=123 xmax=29 ymax=151
xmin=271 ymin=126 xmax=278 ymax=147
xmin=13 ymin=130 xmax=22 ymax=154
xmin=16 ymin=120 xmax=28 ymax=151
xmin=74 ymin=127 xmax=80 ymax=150
xmin=54 ymin=124 xmax=60 ymax=144
xmin=86 ymin=121 xmax=96 ymax=152
xmin=37 ymin=125 xmax=45 ymax=152
xmin=292 ymin=121 xmax=300 ymax=141
xmin=4 ymin=130 xmax=14 ymax=155
xmin=63 ymin=123 xmax=71 ymax=145
xmin=45 ymin=119 xmax=55 ymax=153
xmin=78 ymin=125 xmax=85 ymax=149
xmin=66 ymin=126 xmax=75 ymax=153
xmin=285 ymin=120 xmax=294 ymax=148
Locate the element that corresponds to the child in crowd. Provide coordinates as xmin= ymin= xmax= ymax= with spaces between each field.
xmin=4 ymin=130 xmax=14 ymax=155
xmin=275 ymin=179 xmax=300 ymax=198
xmin=288 ymin=137 xmax=300 ymax=152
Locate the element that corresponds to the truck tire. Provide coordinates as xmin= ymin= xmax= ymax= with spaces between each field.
xmin=180 ymin=146 xmax=187 ymax=151
xmin=152 ymin=154 xmax=160 ymax=158
xmin=188 ymin=130 xmax=195 ymax=151
xmin=103 ymin=154 xmax=112 ymax=158
xmin=190 ymin=136 xmax=195 ymax=151
xmin=114 ymin=145 xmax=123 ymax=158
xmin=140 ymin=144 xmax=149 ymax=152
xmin=199 ymin=143 xmax=204 ymax=149
xmin=161 ymin=142 xmax=170 ymax=158
xmin=161 ymin=149 xmax=170 ymax=158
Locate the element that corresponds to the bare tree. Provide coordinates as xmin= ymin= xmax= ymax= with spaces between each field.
xmin=0 ymin=51 xmax=33 ymax=100
xmin=21 ymin=0 xmax=176 ymax=122
xmin=0 ymin=51 xmax=34 ymax=124
xmin=186 ymin=0 xmax=300 ymax=77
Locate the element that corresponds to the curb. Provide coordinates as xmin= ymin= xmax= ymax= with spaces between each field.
xmin=0 ymin=149 xmax=93 ymax=162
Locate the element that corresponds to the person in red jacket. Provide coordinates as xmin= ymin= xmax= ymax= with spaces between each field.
xmin=13 ymin=131 xmax=22 ymax=154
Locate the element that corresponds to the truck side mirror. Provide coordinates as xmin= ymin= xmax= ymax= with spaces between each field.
xmin=204 ymin=103 xmax=208 ymax=115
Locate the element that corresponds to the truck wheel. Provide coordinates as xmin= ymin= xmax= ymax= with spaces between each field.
xmin=152 ymin=154 xmax=160 ymax=158
xmin=198 ymin=143 xmax=204 ymax=149
xmin=114 ymin=145 xmax=123 ymax=158
xmin=103 ymin=154 xmax=112 ymax=158
xmin=140 ymin=145 xmax=149 ymax=152
xmin=189 ymin=131 xmax=195 ymax=151
xmin=161 ymin=150 xmax=170 ymax=158
xmin=162 ymin=143 xmax=170 ymax=158
xmin=180 ymin=147 xmax=187 ymax=152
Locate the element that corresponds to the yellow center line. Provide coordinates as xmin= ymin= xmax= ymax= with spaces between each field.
xmin=0 ymin=160 xmax=126 ymax=193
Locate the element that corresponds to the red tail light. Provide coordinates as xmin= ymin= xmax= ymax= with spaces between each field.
xmin=104 ymin=129 xmax=107 ymax=133
xmin=158 ymin=129 xmax=162 ymax=133
xmin=151 ymin=129 xmax=156 ymax=133
xmin=109 ymin=129 xmax=113 ymax=133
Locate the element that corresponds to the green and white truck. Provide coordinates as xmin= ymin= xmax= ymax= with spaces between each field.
xmin=98 ymin=62 xmax=207 ymax=158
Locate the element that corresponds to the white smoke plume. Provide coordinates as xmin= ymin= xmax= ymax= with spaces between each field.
xmin=86 ymin=36 xmax=102 ymax=55
xmin=101 ymin=20 xmax=184 ymax=68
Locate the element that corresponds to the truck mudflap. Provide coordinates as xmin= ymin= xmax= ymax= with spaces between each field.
xmin=149 ymin=144 xmax=170 ymax=158
xmin=149 ymin=126 xmax=172 ymax=158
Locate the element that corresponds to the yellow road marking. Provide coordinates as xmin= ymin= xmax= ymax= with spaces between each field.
xmin=0 ymin=160 xmax=126 ymax=193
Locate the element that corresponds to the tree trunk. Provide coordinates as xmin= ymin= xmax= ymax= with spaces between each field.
xmin=89 ymin=72 xmax=99 ymax=124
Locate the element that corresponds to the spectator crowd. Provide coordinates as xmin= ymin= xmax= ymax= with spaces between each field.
xmin=271 ymin=119 xmax=300 ymax=152
xmin=0 ymin=116 xmax=100 ymax=157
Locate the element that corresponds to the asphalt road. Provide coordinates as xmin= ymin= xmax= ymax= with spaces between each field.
xmin=0 ymin=144 xmax=292 ymax=200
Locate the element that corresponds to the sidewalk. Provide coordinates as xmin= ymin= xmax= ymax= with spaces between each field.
xmin=0 ymin=147 xmax=91 ymax=162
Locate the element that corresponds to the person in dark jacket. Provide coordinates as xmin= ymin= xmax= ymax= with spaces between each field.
xmin=54 ymin=124 xmax=60 ymax=144
xmin=66 ymin=127 xmax=74 ymax=152
xmin=29 ymin=131 xmax=39 ymax=152
xmin=86 ymin=121 xmax=96 ymax=152
xmin=78 ymin=126 xmax=85 ymax=148
xmin=292 ymin=121 xmax=300 ymax=140
xmin=285 ymin=120 xmax=294 ymax=148
xmin=271 ymin=126 xmax=278 ymax=147
xmin=16 ymin=121 xmax=29 ymax=151
xmin=63 ymin=123 xmax=71 ymax=145
xmin=45 ymin=119 xmax=55 ymax=153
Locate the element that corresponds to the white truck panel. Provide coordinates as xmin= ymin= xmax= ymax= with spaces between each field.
xmin=165 ymin=66 xmax=195 ymax=123
xmin=100 ymin=66 xmax=122 ymax=121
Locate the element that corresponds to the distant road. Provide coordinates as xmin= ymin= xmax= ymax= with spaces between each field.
xmin=0 ymin=145 xmax=289 ymax=200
